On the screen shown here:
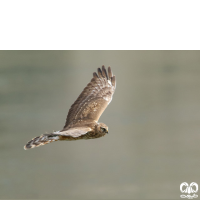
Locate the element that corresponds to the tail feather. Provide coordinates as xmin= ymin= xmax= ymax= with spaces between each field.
xmin=24 ymin=133 xmax=59 ymax=150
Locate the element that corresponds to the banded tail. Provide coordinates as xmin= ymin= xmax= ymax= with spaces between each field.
xmin=24 ymin=133 xmax=60 ymax=150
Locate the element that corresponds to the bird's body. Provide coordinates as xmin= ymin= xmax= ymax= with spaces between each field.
xmin=24 ymin=66 xmax=116 ymax=150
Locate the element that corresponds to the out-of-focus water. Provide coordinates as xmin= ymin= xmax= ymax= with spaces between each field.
xmin=0 ymin=51 xmax=200 ymax=199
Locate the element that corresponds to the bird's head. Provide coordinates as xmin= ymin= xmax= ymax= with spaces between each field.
xmin=96 ymin=123 xmax=109 ymax=135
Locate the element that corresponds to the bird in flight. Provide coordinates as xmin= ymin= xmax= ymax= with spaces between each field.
xmin=24 ymin=66 xmax=116 ymax=150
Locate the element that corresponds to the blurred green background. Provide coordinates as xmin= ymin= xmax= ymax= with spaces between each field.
xmin=0 ymin=51 xmax=200 ymax=199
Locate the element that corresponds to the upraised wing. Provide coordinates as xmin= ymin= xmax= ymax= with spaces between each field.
xmin=63 ymin=66 xmax=116 ymax=130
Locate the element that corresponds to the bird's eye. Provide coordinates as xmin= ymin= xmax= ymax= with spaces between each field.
xmin=101 ymin=127 xmax=107 ymax=133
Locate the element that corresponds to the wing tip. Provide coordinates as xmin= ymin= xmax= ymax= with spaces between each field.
xmin=97 ymin=68 xmax=103 ymax=78
xmin=94 ymin=66 xmax=114 ymax=79
xmin=102 ymin=65 xmax=108 ymax=79
xmin=93 ymin=65 xmax=115 ymax=87
xmin=93 ymin=72 xmax=98 ymax=78
xmin=108 ymin=66 xmax=112 ymax=79
xmin=111 ymin=75 xmax=116 ymax=87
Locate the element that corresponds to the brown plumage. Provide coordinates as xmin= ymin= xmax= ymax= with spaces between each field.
xmin=24 ymin=66 xmax=116 ymax=150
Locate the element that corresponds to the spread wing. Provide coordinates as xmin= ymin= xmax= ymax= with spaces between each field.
xmin=54 ymin=127 xmax=92 ymax=137
xmin=63 ymin=66 xmax=116 ymax=130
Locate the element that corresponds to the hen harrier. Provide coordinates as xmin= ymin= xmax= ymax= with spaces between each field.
xmin=24 ymin=66 xmax=116 ymax=150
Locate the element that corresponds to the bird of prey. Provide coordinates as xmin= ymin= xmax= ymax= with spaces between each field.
xmin=24 ymin=66 xmax=116 ymax=150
